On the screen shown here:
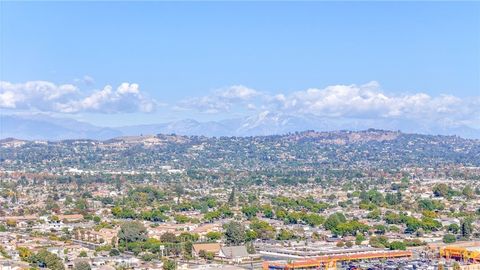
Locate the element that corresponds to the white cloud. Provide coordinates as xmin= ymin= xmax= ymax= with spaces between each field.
xmin=219 ymin=85 xmax=260 ymax=100
xmin=262 ymin=81 xmax=478 ymax=124
xmin=178 ymin=85 xmax=260 ymax=113
xmin=277 ymin=82 xmax=401 ymax=117
xmin=0 ymin=80 xmax=157 ymax=113
xmin=3 ymin=79 xmax=478 ymax=128
xmin=73 ymin=75 xmax=95 ymax=86
xmin=82 ymin=75 xmax=95 ymax=85
xmin=57 ymin=83 xmax=156 ymax=113
xmin=180 ymin=81 xmax=479 ymax=128
xmin=0 ymin=81 xmax=78 ymax=110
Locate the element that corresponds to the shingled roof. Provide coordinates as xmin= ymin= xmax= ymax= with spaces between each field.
xmin=219 ymin=246 xmax=249 ymax=259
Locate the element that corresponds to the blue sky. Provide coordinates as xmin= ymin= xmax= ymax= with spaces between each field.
xmin=1 ymin=1 xmax=479 ymax=127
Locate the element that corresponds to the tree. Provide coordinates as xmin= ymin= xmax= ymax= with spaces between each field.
xmin=359 ymin=190 xmax=369 ymax=202
xmin=448 ymin=223 xmax=460 ymax=234
xmin=30 ymin=249 xmax=65 ymax=270
xmin=302 ymin=213 xmax=325 ymax=227
xmin=109 ymin=248 xmax=120 ymax=256
xmin=184 ymin=241 xmax=193 ymax=259
xmin=117 ymin=221 xmax=148 ymax=245
xmin=198 ymin=249 xmax=214 ymax=260
xmin=389 ymin=225 xmax=400 ymax=233
xmin=74 ymin=261 xmax=91 ymax=270
xmin=228 ymin=187 xmax=236 ymax=206
xmin=369 ymin=236 xmax=389 ymax=248
xmin=355 ymin=234 xmax=366 ymax=245
xmin=246 ymin=230 xmax=258 ymax=241
xmin=389 ymin=241 xmax=406 ymax=250
xmin=367 ymin=189 xmax=385 ymax=205
xmin=161 ymin=232 xmax=178 ymax=243
xmin=433 ymin=183 xmax=449 ymax=197
xmin=79 ymin=251 xmax=87 ymax=257
xmin=422 ymin=210 xmax=437 ymax=218
xmin=421 ymin=217 xmax=442 ymax=232
xmin=443 ymin=234 xmax=456 ymax=244
xmin=246 ymin=242 xmax=256 ymax=254
xmin=174 ymin=215 xmax=190 ymax=224
xmin=385 ymin=192 xmax=401 ymax=205
xmin=463 ymin=185 xmax=474 ymax=199
xmin=162 ymin=259 xmax=176 ymax=270
xmin=404 ymin=216 xmax=422 ymax=233
xmin=17 ymin=247 xmax=32 ymax=261
xmin=384 ymin=212 xmax=401 ymax=224
xmin=335 ymin=220 xmax=369 ymax=236
xmin=249 ymin=219 xmax=275 ymax=240
xmin=204 ymin=251 xmax=215 ymax=260
xmin=285 ymin=211 xmax=302 ymax=224
xmin=396 ymin=190 xmax=403 ymax=204
xmin=367 ymin=209 xmax=381 ymax=220
xmin=461 ymin=218 xmax=473 ymax=238
xmin=178 ymin=232 xmax=198 ymax=243
xmin=418 ymin=199 xmax=444 ymax=211
xmin=241 ymin=205 xmax=259 ymax=219
xmin=174 ymin=184 xmax=185 ymax=204
xmin=275 ymin=208 xmax=287 ymax=220
xmin=373 ymin=224 xmax=387 ymax=235
xmin=142 ymin=253 xmax=156 ymax=262
xmin=324 ymin=212 xmax=346 ymax=232
xmin=277 ymin=229 xmax=295 ymax=240
xmin=262 ymin=204 xmax=274 ymax=218
xmin=224 ymin=221 xmax=246 ymax=245
xmin=205 ymin=231 xmax=222 ymax=241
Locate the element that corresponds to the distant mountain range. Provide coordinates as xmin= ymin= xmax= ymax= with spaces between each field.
xmin=1 ymin=113 xmax=479 ymax=140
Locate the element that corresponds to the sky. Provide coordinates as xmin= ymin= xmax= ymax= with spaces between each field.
xmin=0 ymin=1 xmax=479 ymax=128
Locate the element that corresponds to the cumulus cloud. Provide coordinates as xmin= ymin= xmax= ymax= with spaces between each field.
xmin=0 ymin=80 xmax=157 ymax=113
xmin=177 ymin=85 xmax=260 ymax=114
xmin=0 ymin=81 xmax=78 ymax=110
xmin=3 ymin=79 xmax=478 ymax=127
xmin=218 ymin=85 xmax=260 ymax=100
xmin=275 ymin=81 xmax=478 ymax=122
xmin=180 ymin=81 xmax=480 ymax=127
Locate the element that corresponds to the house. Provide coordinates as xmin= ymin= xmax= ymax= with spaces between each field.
xmin=58 ymin=214 xmax=84 ymax=222
xmin=218 ymin=246 xmax=250 ymax=263
xmin=109 ymin=255 xmax=140 ymax=268
xmin=73 ymin=228 xmax=118 ymax=245
xmin=68 ymin=258 xmax=91 ymax=270
xmin=97 ymin=266 xmax=116 ymax=270
xmin=147 ymin=223 xmax=196 ymax=239
xmin=96 ymin=228 xmax=119 ymax=245
xmin=192 ymin=223 xmax=222 ymax=237
xmin=192 ymin=243 xmax=221 ymax=257
xmin=0 ymin=259 xmax=30 ymax=270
